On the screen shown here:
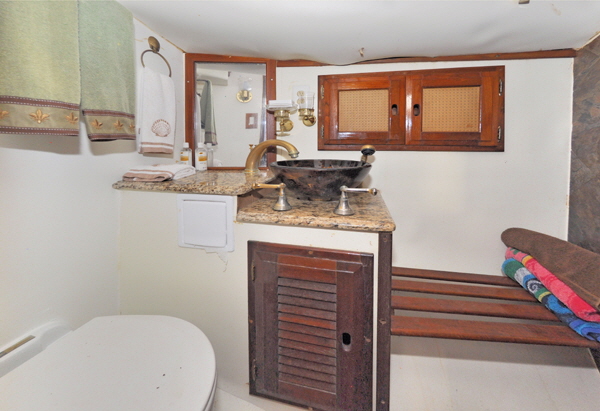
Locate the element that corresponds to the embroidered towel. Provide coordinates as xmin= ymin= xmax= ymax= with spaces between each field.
xmin=123 ymin=164 xmax=195 ymax=182
xmin=0 ymin=1 xmax=80 ymax=135
xmin=0 ymin=0 xmax=135 ymax=139
xmin=79 ymin=0 xmax=136 ymax=141
xmin=138 ymin=67 xmax=176 ymax=154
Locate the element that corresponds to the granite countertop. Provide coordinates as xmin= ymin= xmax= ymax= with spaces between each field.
xmin=237 ymin=191 xmax=396 ymax=233
xmin=112 ymin=169 xmax=275 ymax=196
xmin=113 ymin=169 xmax=396 ymax=233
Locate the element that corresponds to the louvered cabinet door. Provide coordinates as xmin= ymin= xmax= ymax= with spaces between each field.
xmin=248 ymin=241 xmax=374 ymax=411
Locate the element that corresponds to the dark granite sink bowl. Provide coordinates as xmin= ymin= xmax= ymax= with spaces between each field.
xmin=269 ymin=159 xmax=372 ymax=201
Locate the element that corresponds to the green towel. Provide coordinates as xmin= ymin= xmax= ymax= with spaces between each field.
xmin=0 ymin=1 xmax=81 ymax=135
xmin=0 ymin=0 xmax=136 ymax=140
xmin=79 ymin=0 xmax=136 ymax=141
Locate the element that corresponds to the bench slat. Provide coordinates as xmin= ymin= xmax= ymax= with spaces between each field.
xmin=392 ymin=295 xmax=560 ymax=322
xmin=392 ymin=279 xmax=537 ymax=302
xmin=392 ymin=266 xmax=518 ymax=287
xmin=391 ymin=316 xmax=600 ymax=348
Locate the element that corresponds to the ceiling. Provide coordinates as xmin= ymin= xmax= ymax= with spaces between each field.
xmin=118 ymin=0 xmax=600 ymax=65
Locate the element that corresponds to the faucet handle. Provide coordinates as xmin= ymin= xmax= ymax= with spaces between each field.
xmin=360 ymin=145 xmax=376 ymax=162
xmin=334 ymin=185 xmax=378 ymax=216
xmin=252 ymin=183 xmax=292 ymax=211
xmin=340 ymin=186 xmax=378 ymax=196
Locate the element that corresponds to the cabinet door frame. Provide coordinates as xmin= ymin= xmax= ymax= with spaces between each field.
xmin=248 ymin=241 xmax=374 ymax=411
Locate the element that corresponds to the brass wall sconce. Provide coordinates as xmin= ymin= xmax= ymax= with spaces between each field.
xmin=237 ymin=75 xmax=252 ymax=103
xmin=297 ymin=91 xmax=315 ymax=126
xmin=267 ymin=101 xmax=297 ymax=136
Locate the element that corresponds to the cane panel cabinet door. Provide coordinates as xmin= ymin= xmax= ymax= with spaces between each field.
xmin=248 ymin=241 xmax=374 ymax=411
xmin=318 ymin=65 xmax=504 ymax=152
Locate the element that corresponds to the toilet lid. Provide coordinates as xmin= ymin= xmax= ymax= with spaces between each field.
xmin=0 ymin=316 xmax=216 ymax=411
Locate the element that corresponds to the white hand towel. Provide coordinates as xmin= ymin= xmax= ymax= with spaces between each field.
xmin=138 ymin=66 xmax=176 ymax=154
xmin=123 ymin=164 xmax=195 ymax=182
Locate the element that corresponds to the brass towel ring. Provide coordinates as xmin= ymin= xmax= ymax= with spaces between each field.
xmin=140 ymin=36 xmax=172 ymax=77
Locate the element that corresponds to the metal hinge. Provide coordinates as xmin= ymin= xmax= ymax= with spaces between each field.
xmin=497 ymin=126 xmax=502 ymax=141
xmin=251 ymin=359 xmax=257 ymax=381
xmin=320 ymin=85 xmax=325 ymax=99
xmin=499 ymin=79 xmax=503 ymax=95
xmin=320 ymin=125 xmax=324 ymax=138
xmin=251 ymin=261 xmax=256 ymax=281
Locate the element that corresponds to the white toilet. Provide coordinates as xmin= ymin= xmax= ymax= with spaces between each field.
xmin=0 ymin=315 xmax=217 ymax=411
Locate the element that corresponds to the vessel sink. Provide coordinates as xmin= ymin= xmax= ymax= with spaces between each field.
xmin=269 ymin=159 xmax=371 ymax=201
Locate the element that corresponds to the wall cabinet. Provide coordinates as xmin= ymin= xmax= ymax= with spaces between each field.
xmin=318 ymin=66 xmax=504 ymax=152
xmin=248 ymin=241 xmax=374 ymax=411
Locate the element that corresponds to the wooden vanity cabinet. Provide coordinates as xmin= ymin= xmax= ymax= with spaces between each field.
xmin=248 ymin=241 xmax=374 ymax=411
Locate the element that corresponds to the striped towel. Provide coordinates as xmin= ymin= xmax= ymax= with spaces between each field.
xmin=502 ymin=258 xmax=600 ymax=342
xmin=123 ymin=164 xmax=195 ymax=182
xmin=506 ymin=247 xmax=600 ymax=322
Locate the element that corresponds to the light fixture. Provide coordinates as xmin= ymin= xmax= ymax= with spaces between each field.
xmin=267 ymin=100 xmax=297 ymax=136
xmin=297 ymin=91 xmax=316 ymax=126
xmin=237 ymin=75 xmax=252 ymax=103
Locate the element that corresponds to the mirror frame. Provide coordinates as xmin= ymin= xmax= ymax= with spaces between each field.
xmin=184 ymin=53 xmax=277 ymax=168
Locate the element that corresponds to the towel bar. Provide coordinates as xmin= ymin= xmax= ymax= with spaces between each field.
xmin=141 ymin=36 xmax=172 ymax=77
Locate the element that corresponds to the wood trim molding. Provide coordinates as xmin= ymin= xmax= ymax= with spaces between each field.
xmin=376 ymin=232 xmax=392 ymax=411
xmin=276 ymin=49 xmax=577 ymax=67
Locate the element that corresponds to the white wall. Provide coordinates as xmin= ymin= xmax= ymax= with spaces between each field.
xmin=0 ymin=20 xmax=184 ymax=346
xmin=276 ymin=59 xmax=573 ymax=275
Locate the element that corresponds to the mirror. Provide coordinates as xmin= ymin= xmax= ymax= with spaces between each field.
xmin=184 ymin=54 xmax=276 ymax=167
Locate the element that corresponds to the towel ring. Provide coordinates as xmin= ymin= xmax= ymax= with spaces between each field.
xmin=140 ymin=36 xmax=172 ymax=77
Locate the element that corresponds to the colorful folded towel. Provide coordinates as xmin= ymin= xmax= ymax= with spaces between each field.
xmin=502 ymin=258 xmax=600 ymax=342
xmin=506 ymin=247 xmax=600 ymax=322
xmin=502 ymin=228 xmax=600 ymax=310
xmin=123 ymin=164 xmax=195 ymax=182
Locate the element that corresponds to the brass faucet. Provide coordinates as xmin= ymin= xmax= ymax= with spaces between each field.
xmin=244 ymin=140 xmax=299 ymax=174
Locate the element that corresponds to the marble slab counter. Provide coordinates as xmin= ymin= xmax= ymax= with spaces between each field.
xmin=112 ymin=169 xmax=275 ymax=196
xmin=237 ymin=191 xmax=396 ymax=233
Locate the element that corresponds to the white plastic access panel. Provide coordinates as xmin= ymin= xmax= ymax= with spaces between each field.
xmin=177 ymin=194 xmax=235 ymax=252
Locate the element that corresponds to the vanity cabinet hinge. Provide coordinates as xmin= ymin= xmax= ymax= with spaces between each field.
xmin=497 ymin=126 xmax=502 ymax=141
xmin=251 ymin=359 xmax=258 ymax=381
xmin=251 ymin=261 xmax=256 ymax=281
xmin=320 ymin=125 xmax=324 ymax=138
xmin=499 ymin=79 xmax=503 ymax=95
xmin=320 ymin=85 xmax=325 ymax=99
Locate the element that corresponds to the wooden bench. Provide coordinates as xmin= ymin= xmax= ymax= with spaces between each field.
xmin=374 ymin=240 xmax=600 ymax=411
xmin=390 ymin=266 xmax=600 ymax=349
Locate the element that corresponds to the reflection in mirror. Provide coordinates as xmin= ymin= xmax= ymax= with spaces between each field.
xmin=195 ymin=62 xmax=265 ymax=166
xmin=185 ymin=54 xmax=276 ymax=168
